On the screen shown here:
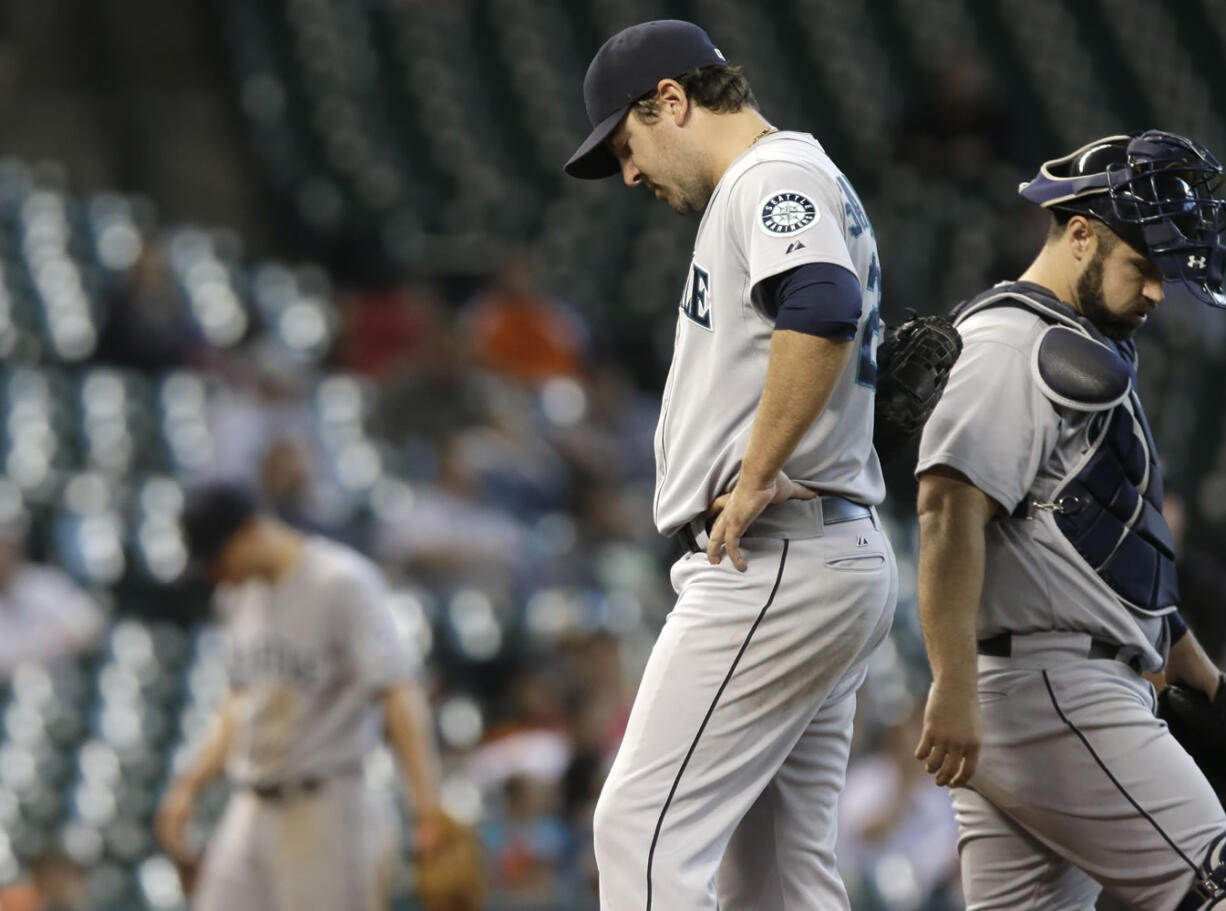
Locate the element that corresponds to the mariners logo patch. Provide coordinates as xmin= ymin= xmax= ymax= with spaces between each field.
xmin=759 ymin=191 xmax=818 ymax=236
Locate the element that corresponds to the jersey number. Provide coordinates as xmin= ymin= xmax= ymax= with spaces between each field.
xmin=837 ymin=174 xmax=874 ymax=239
xmin=835 ymin=174 xmax=882 ymax=389
xmin=857 ymin=254 xmax=882 ymax=389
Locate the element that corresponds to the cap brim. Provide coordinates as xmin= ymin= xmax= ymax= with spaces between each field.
xmin=564 ymin=107 xmax=629 ymax=179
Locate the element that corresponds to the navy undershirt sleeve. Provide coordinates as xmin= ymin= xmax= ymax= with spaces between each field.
xmin=758 ymin=262 xmax=862 ymax=340
xmin=1167 ymin=609 xmax=1189 ymax=647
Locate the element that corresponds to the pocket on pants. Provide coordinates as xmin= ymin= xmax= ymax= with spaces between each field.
xmin=825 ymin=552 xmax=886 ymax=572
xmin=978 ymin=688 xmax=1009 ymax=706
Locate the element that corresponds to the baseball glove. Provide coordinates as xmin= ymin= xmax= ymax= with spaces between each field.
xmin=1157 ymin=678 xmax=1226 ymax=806
xmin=415 ymin=814 xmax=485 ymax=911
xmin=873 ymin=312 xmax=963 ymax=465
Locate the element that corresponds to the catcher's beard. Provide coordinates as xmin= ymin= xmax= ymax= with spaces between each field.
xmin=1076 ymin=247 xmax=1141 ymax=341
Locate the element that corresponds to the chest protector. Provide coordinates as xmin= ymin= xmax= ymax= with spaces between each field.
xmin=953 ymin=283 xmax=1179 ymax=616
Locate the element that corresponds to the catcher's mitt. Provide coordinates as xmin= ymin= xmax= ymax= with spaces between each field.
xmin=415 ymin=814 xmax=485 ymax=911
xmin=1157 ymin=677 xmax=1226 ymax=806
xmin=873 ymin=312 xmax=963 ymax=464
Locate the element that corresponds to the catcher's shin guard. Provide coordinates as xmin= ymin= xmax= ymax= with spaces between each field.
xmin=1177 ymin=831 xmax=1226 ymax=910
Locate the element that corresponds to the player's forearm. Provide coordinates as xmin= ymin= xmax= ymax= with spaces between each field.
xmin=916 ymin=479 xmax=991 ymax=690
xmin=179 ymin=695 xmax=238 ymax=792
xmin=384 ymin=685 xmax=444 ymax=817
xmin=1165 ymin=631 xmax=1222 ymax=699
xmin=739 ymin=330 xmax=853 ymax=488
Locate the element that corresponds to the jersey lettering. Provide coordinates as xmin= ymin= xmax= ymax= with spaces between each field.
xmin=836 ymin=174 xmax=874 ymax=238
xmin=680 ymin=261 xmax=713 ymax=329
xmin=230 ymin=637 xmax=322 ymax=690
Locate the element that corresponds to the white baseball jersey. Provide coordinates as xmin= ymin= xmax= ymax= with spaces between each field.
xmin=653 ymin=130 xmax=885 ymax=536
xmin=916 ymin=302 xmax=1166 ymax=668
xmin=218 ymin=536 xmax=417 ymax=785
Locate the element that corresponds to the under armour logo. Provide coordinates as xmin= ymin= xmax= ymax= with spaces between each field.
xmin=856 ymin=535 xmax=869 ymax=546
xmin=1189 ymin=254 xmax=1208 ymax=269
xmin=785 ymin=241 xmax=806 ymax=254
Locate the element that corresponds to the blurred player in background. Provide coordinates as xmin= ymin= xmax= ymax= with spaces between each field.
xmin=155 ymin=481 xmax=452 ymax=911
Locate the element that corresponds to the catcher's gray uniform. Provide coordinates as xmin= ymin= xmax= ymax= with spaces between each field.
xmin=594 ymin=131 xmax=898 ymax=910
xmin=194 ymin=537 xmax=412 ymax=911
xmin=917 ymin=282 xmax=1226 ymax=910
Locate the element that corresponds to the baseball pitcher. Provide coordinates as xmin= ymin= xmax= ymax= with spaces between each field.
xmin=565 ymin=20 xmax=897 ymax=910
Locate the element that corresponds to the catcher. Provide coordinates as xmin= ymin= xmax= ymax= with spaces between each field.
xmin=914 ymin=130 xmax=1226 ymax=909
xmin=155 ymin=482 xmax=483 ymax=911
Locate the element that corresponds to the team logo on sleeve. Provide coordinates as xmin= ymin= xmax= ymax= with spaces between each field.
xmin=759 ymin=191 xmax=818 ymax=236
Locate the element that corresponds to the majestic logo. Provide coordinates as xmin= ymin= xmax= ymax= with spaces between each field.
xmin=785 ymin=240 xmax=806 ymax=254
xmin=759 ymin=191 xmax=818 ymax=236
xmin=680 ymin=261 xmax=712 ymax=329
xmin=1189 ymin=254 xmax=1208 ymax=269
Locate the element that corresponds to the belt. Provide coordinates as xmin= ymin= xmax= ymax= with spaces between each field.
xmin=977 ymin=632 xmax=1144 ymax=673
xmin=246 ymin=777 xmax=324 ymax=802
xmin=673 ymin=494 xmax=873 ymax=555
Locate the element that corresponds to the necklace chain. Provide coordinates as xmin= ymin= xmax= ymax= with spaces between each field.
xmin=750 ymin=125 xmax=778 ymax=147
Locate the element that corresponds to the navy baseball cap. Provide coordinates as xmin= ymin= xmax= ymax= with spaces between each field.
xmin=564 ymin=20 xmax=727 ymax=180
xmin=181 ymin=481 xmax=259 ymax=571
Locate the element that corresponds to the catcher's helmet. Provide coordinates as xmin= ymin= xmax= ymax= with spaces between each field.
xmin=1019 ymin=130 xmax=1226 ymax=310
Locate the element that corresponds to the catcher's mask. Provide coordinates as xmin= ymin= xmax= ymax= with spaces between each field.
xmin=1019 ymin=130 xmax=1226 ymax=310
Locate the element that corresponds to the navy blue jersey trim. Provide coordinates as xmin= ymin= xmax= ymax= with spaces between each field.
xmin=644 ymin=540 xmax=791 ymax=910
xmin=1041 ymin=669 xmax=1200 ymax=877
